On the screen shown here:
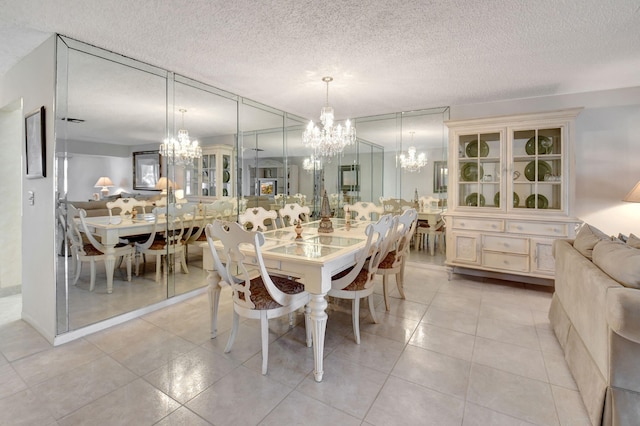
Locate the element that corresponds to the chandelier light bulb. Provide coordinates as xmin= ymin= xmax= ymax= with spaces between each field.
xmin=160 ymin=108 xmax=202 ymax=166
xmin=400 ymin=132 xmax=427 ymax=172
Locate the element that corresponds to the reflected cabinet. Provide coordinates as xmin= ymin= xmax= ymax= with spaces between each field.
xmin=445 ymin=109 xmax=582 ymax=280
xmin=186 ymin=145 xmax=235 ymax=198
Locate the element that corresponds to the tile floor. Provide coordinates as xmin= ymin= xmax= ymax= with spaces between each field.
xmin=0 ymin=263 xmax=590 ymax=425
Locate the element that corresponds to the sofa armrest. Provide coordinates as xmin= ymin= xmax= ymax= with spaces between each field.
xmin=607 ymin=288 xmax=640 ymax=344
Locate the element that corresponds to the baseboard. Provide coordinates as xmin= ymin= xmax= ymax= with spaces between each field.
xmin=449 ymin=266 xmax=554 ymax=287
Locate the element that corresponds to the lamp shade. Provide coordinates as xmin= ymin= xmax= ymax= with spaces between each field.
xmin=623 ymin=181 xmax=640 ymax=203
xmin=155 ymin=177 xmax=175 ymax=191
xmin=94 ymin=176 xmax=114 ymax=188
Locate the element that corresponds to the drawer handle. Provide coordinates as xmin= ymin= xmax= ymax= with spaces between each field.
xmin=491 ymin=224 xmax=497 ymax=229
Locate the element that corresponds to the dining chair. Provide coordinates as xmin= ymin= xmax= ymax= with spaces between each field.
xmin=205 ymin=220 xmax=311 ymax=375
xmin=329 ymin=214 xmax=395 ymax=344
xmin=106 ymin=197 xmax=149 ymax=221
xmin=134 ymin=205 xmax=189 ymax=282
xmin=279 ymin=203 xmax=310 ymax=227
xmin=65 ymin=205 xmax=133 ymax=292
xmin=376 ymin=208 xmax=418 ymax=310
xmin=343 ymin=201 xmax=384 ymax=221
xmin=239 ymin=206 xmax=278 ymax=231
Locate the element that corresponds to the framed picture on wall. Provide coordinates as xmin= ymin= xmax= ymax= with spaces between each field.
xmin=434 ymin=161 xmax=448 ymax=193
xmin=340 ymin=164 xmax=360 ymax=192
xmin=25 ymin=106 xmax=46 ymax=178
xmin=133 ymin=151 xmax=162 ymax=190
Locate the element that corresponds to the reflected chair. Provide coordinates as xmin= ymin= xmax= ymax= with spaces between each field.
xmin=65 ymin=205 xmax=133 ymax=292
xmin=106 ymin=197 xmax=150 ymax=221
xmin=239 ymin=206 xmax=278 ymax=231
xmin=329 ymin=214 xmax=395 ymax=344
xmin=343 ymin=201 xmax=384 ymax=221
xmin=279 ymin=203 xmax=310 ymax=227
xmin=205 ymin=220 xmax=311 ymax=375
xmin=135 ymin=205 xmax=189 ymax=282
xmin=376 ymin=208 xmax=417 ymax=310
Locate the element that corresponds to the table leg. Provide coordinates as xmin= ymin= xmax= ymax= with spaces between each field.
xmin=309 ymin=292 xmax=328 ymax=382
xmin=104 ymin=251 xmax=116 ymax=294
xmin=207 ymin=270 xmax=222 ymax=339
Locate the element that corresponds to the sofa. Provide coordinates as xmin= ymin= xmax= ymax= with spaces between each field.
xmin=549 ymin=226 xmax=640 ymax=426
xmin=66 ymin=193 xmax=163 ymax=217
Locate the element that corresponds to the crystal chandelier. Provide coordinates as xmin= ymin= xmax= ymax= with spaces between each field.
xmin=160 ymin=108 xmax=202 ymax=166
xmin=399 ymin=132 xmax=427 ymax=172
xmin=302 ymin=77 xmax=356 ymax=157
xmin=302 ymin=155 xmax=322 ymax=173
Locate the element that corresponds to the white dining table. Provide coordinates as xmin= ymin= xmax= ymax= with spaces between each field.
xmin=202 ymin=218 xmax=372 ymax=382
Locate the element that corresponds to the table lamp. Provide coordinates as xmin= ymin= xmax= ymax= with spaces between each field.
xmin=155 ymin=177 xmax=175 ymax=194
xmin=94 ymin=176 xmax=114 ymax=197
xmin=623 ymin=181 xmax=640 ymax=203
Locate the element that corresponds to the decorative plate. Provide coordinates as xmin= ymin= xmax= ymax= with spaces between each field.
xmin=465 ymin=193 xmax=486 ymax=207
xmin=461 ymin=162 xmax=484 ymax=181
xmin=525 ymin=135 xmax=552 ymax=155
xmin=494 ymin=192 xmax=520 ymax=208
xmin=223 ymin=170 xmax=230 ymax=183
xmin=524 ymin=160 xmax=551 ymax=181
xmin=466 ymin=140 xmax=490 ymax=158
xmin=525 ymin=194 xmax=549 ymax=209
xmin=223 ymin=157 xmax=229 ymax=169
xmin=222 ymin=188 xmax=228 ymax=196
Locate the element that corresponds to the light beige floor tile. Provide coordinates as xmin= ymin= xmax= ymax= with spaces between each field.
xmin=551 ymin=385 xmax=591 ymax=426
xmin=83 ymin=318 xmax=165 ymax=353
xmin=359 ymin=312 xmax=420 ymax=344
xmin=473 ymin=337 xmax=548 ymax=382
xmin=374 ymin=297 xmax=428 ymax=322
xmin=144 ymin=346 xmax=236 ymax=404
xmin=479 ymin=300 xmax=535 ymax=327
xmin=260 ymin=390 xmax=361 ymax=426
xmin=0 ymin=388 xmax=57 ymax=425
xmin=0 ymin=363 xmax=28 ymax=399
xmin=110 ymin=334 xmax=196 ymax=376
xmin=200 ymin=323 xmax=267 ymax=366
xmin=430 ymin=293 xmax=482 ymax=316
xmin=409 ymin=323 xmax=476 ymax=361
xmin=31 ymin=356 xmax=137 ymax=419
xmin=392 ymin=345 xmax=470 ymax=398
xmin=296 ymin=354 xmax=387 ymax=419
xmin=543 ymin=351 xmax=578 ymax=390
xmin=12 ymin=339 xmax=103 ymax=385
xmin=463 ymin=402 xmax=538 ymax=425
xmin=436 ymin=277 xmax=484 ymax=300
xmin=154 ymin=406 xmax=213 ymax=426
xmin=423 ymin=304 xmax=478 ymax=335
xmin=482 ymin=289 xmax=532 ymax=309
xmin=57 ymin=378 xmax=179 ymax=426
xmin=0 ymin=320 xmax=52 ymax=362
xmin=532 ymin=308 xmax=553 ymax=330
xmin=467 ymin=363 xmax=559 ymax=426
xmin=365 ymin=375 xmax=465 ymax=426
xmin=537 ymin=328 xmax=565 ymax=356
xmin=330 ymin=331 xmax=405 ymax=373
xmin=476 ymin=316 xmax=540 ymax=350
xmin=186 ymin=366 xmax=292 ymax=426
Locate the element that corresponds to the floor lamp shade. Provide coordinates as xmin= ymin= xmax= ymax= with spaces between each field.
xmin=623 ymin=181 xmax=640 ymax=202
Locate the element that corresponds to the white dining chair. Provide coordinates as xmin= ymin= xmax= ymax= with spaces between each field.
xmin=106 ymin=197 xmax=150 ymax=221
xmin=329 ymin=214 xmax=395 ymax=344
xmin=239 ymin=206 xmax=278 ymax=231
xmin=205 ymin=220 xmax=311 ymax=375
xmin=343 ymin=201 xmax=384 ymax=221
xmin=279 ymin=203 xmax=310 ymax=227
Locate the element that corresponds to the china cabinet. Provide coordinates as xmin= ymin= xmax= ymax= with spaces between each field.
xmin=185 ymin=145 xmax=234 ymax=198
xmin=444 ymin=109 xmax=582 ymax=282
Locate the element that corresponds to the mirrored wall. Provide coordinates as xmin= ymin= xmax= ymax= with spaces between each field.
xmin=54 ymin=35 xmax=448 ymax=336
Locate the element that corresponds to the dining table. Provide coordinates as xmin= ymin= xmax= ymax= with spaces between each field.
xmin=201 ymin=217 xmax=373 ymax=382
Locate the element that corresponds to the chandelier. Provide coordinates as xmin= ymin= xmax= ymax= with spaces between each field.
xmin=302 ymin=77 xmax=356 ymax=157
xmin=399 ymin=132 xmax=427 ymax=172
xmin=160 ymin=108 xmax=202 ymax=166
xmin=302 ymin=155 xmax=322 ymax=173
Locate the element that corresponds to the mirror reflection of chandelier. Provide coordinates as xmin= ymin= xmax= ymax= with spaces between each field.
xmin=399 ymin=132 xmax=427 ymax=172
xmin=302 ymin=155 xmax=322 ymax=173
xmin=160 ymin=108 xmax=202 ymax=166
xmin=302 ymin=77 xmax=356 ymax=157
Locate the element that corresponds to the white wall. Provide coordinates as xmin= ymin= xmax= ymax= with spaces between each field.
xmin=66 ymin=154 xmax=132 ymax=201
xmin=0 ymin=35 xmax=57 ymax=342
xmin=450 ymin=87 xmax=640 ymax=236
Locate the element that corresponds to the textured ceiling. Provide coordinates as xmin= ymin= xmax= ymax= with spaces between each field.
xmin=1 ymin=0 xmax=639 ymax=122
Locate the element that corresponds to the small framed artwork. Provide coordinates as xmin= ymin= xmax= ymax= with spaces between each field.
xmin=434 ymin=160 xmax=448 ymax=193
xmin=25 ymin=106 xmax=46 ymax=178
xmin=133 ymin=151 xmax=162 ymax=190
xmin=340 ymin=165 xmax=360 ymax=192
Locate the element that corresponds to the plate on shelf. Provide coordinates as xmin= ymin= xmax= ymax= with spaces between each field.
xmin=525 ymin=194 xmax=549 ymax=209
xmin=223 ymin=170 xmax=230 ymax=183
xmin=494 ymin=192 xmax=520 ymax=207
xmin=223 ymin=157 xmax=229 ymax=169
xmin=524 ymin=160 xmax=552 ymax=181
xmin=525 ymin=135 xmax=552 ymax=155
xmin=465 ymin=193 xmax=485 ymax=207
xmin=465 ymin=140 xmax=490 ymax=158
xmin=461 ymin=162 xmax=484 ymax=181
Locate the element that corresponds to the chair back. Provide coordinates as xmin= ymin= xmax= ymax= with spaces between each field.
xmin=419 ymin=196 xmax=440 ymax=209
xmin=279 ymin=203 xmax=310 ymax=227
xmin=382 ymin=198 xmax=414 ymax=215
xmin=61 ymin=204 xmax=90 ymax=256
xmin=106 ymin=197 xmax=149 ymax=220
xmin=205 ymin=220 xmax=297 ymax=309
xmin=205 ymin=199 xmax=234 ymax=220
xmin=388 ymin=208 xmax=418 ymax=268
xmin=343 ymin=201 xmax=383 ymax=221
xmin=238 ymin=206 xmax=278 ymax=231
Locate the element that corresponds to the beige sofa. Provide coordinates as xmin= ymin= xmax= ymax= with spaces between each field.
xmin=66 ymin=193 xmax=163 ymax=217
xmin=550 ymin=231 xmax=640 ymax=426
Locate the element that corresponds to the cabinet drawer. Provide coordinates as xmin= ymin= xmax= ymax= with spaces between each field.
xmin=482 ymin=251 xmax=529 ymax=273
xmin=507 ymin=221 xmax=569 ymax=237
xmin=451 ymin=217 xmax=504 ymax=232
xmin=483 ymin=235 xmax=529 ymax=254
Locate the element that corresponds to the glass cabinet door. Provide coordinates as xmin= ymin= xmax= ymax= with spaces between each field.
xmin=511 ymin=127 xmax=562 ymax=211
xmin=221 ymin=153 xmax=231 ymax=197
xmin=457 ymin=131 xmax=502 ymax=209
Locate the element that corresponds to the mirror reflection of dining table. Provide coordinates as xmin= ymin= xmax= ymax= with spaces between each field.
xmin=202 ymin=218 xmax=373 ymax=382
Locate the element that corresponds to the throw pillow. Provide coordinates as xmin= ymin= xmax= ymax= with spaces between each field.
xmin=627 ymin=233 xmax=640 ymax=249
xmin=592 ymin=240 xmax=640 ymax=289
xmin=573 ymin=223 xmax=609 ymax=260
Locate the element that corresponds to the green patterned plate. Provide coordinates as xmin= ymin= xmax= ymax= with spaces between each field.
xmin=494 ymin=192 xmax=520 ymax=208
xmin=465 ymin=193 xmax=486 ymax=207
xmin=524 ymin=161 xmax=551 ymax=181
xmin=525 ymin=136 xmax=552 ymax=155
xmin=525 ymin=194 xmax=549 ymax=209
xmin=466 ymin=140 xmax=490 ymax=158
xmin=461 ymin=162 xmax=484 ymax=182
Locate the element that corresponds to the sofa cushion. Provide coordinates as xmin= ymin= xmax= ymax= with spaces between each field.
xmin=627 ymin=233 xmax=640 ymax=249
xmin=592 ymin=240 xmax=640 ymax=289
xmin=574 ymin=223 xmax=609 ymax=259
